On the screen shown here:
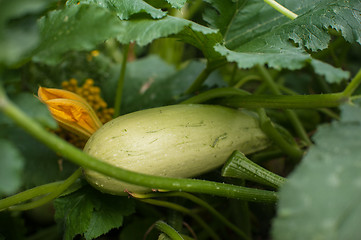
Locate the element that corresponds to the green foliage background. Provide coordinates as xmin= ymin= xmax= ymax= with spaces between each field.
xmin=0 ymin=0 xmax=360 ymax=239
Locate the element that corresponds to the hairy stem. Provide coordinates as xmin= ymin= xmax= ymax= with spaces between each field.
xmin=222 ymin=151 xmax=286 ymax=189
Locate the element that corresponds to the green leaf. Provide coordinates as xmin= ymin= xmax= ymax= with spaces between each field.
xmin=204 ymin=0 xmax=357 ymax=82
xmin=115 ymin=15 xmax=221 ymax=59
xmin=0 ymin=139 xmax=25 ymax=196
xmin=0 ymin=93 xmax=76 ymax=188
xmin=0 ymin=0 xmax=52 ymax=65
xmin=272 ymin=103 xmax=361 ymax=240
xmin=214 ymin=43 xmax=309 ymax=70
xmin=54 ymin=186 xmax=135 ymax=240
xmin=0 ymin=126 xmax=76 ymax=188
xmin=311 ymin=59 xmax=350 ymax=83
xmin=33 ymin=4 xmax=124 ymax=65
xmin=165 ymin=0 xmax=187 ymax=9
xmin=13 ymin=93 xmax=57 ymax=129
xmin=205 ymin=0 xmax=360 ymax=51
xmin=101 ymin=55 xmax=226 ymax=114
xmin=66 ymin=0 xmax=166 ymax=20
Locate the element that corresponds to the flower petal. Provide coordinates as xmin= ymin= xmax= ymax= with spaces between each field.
xmin=38 ymin=87 xmax=87 ymax=102
xmin=38 ymin=87 xmax=103 ymax=139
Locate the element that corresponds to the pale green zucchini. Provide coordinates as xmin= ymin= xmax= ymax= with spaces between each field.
xmin=83 ymin=104 xmax=270 ymax=195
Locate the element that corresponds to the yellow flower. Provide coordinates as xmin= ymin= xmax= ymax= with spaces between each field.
xmin=38 ymin=87 xmax=103 ymax=139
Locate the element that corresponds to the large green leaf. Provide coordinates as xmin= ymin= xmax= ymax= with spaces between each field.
xmin=101 ymin=55 xmax=226 ymax=114
xmin=66 ymin=0 xmax=166 ymax=19
xmin=54 ymin=186 xmax=135 ymax=240
xmin=165 ymin=0 xmax=187 ymax=9
xmin=0 ymin=140 xmax=24 ymax=196
xmin=0 ymin=0 xmax=53 ymax=65
xmin=115 ymin=15 xmax=221 ymax=59
xmin=0 ymin=94 xmax=76 ymax=188
xmin=204 ymin=0 xmax=358 ymax=82
xmin=272 ymin=103 xmax=361 ymax=240
xmin=13 ymin=93 xmax=57 ymax=129
xmin=33 ymin=4 xmax=124 ymax=64
xmin=205 ymin=0 xmax=360 ymax=51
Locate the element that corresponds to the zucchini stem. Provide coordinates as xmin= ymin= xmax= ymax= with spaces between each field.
xmin=256 ymin=65 xmax=312 ymax=146
xmin=257 ymin=108 xmax=303 ymax=160
xmin=342 ymin=68 xmax=361 ymax=97
xmin=0 ymin=168 xmax=82 ymax=211
xmin=264 ymin=0 xmax=298 ymax=20
xmin=155 ymin=220 xmax=185 ymax=240
xmin=222 ymin=151 xmax=286 ymax=189
xmin=113 ymin=44 xmax=130 ymax=118
xmin=185 ymin=60 xmax=225 ymax=94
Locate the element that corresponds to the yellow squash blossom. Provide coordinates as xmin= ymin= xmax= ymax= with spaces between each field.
xmin=38 ymin=87 xmax=103 ymax=139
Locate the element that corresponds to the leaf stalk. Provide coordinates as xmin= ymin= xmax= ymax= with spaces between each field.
xmin=155 ymin=220 xmax=185 ymax=240
xmin=264 ymin=0 xmax=298 ymax=20
xmin=113 ymin=44 xmax=130 ymax=118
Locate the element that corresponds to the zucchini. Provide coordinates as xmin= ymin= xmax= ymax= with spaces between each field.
xmin=83 ymin=104 xmax=270 ymax=195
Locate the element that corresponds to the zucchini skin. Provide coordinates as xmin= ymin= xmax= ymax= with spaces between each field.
xmin=83 ymin=104 xmax=270 ymax=195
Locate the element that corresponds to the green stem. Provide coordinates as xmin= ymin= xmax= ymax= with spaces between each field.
xmin=285 ymin=109 xmax=312 ymax=145
xmin=0 ymin=89 xmax=277 ymax=203
xmin=181 ymin=87 xmax=250 ymax=104
xmin=0 ymin=182 xmax=61 ymax=211
xmin=9 ymin=168 xmax=82 ymax=211
xmin=185 ymin=60 xmax=225 ymax=94
xmin=233 ymin=75 xmax=261 ymax=89
xmin=256 ymin=65 xmax=312 ymax=145
xmin=155 ymin=221 xmax=184 ymax=240
xmin=342 ymin=68 xmax=361 ymax=97
xmin=257 ymin=108 xmax=303 ymax=160
xmin=0 ymin=168 xmax=82 ymax=211
xmin=182 ymin=87 xmax=346 ymax=109
xmin=264 ymin=0 xmax=298 ymax=20
xmin=279 ymin=85 xmax=340 ymax=120
xmin=185 ymin=65 xmax=213 ymax=94
xmin=217 ymin=93 xmax=345 ymax=109
xmin=132 ymin=192 xmax=250 ymax=240
xmin=113 ymin=44 xmax=130 ymax=118
xmin=141 ymin=199 xmax=220 ymax=240
xmin=222 ymin=151 xmax=286 ymax=189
